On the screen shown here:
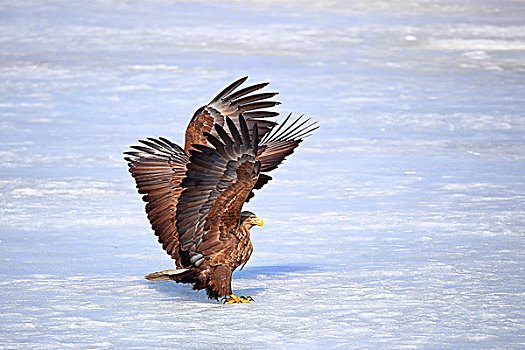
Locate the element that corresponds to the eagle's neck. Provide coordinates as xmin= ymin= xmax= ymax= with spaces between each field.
xmin=236 ymin=223 xmax=253 ymax=270
xmin=236 ymin=222 xmax=252 ymax=240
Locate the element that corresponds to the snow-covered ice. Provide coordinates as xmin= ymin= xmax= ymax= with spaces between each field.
xmin=1 ymin=0 xmax=524 ymax=348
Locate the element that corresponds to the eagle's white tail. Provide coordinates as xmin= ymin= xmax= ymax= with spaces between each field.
xmin=144 ymin=269 xmax=190 ymax=282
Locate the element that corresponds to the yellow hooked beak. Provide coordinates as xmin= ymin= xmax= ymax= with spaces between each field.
xmin=256 ymin=218 xmax=264 ymax=227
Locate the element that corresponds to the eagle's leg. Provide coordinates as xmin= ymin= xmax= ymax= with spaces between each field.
xmin=208 ymin=266 xmax=254 ymax=304
xmin=222 ymin=294 xmax=253 ymax=304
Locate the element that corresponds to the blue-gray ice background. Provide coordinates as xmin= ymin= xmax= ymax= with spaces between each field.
xmin=1 ymin=0 xmax=524 ymax=349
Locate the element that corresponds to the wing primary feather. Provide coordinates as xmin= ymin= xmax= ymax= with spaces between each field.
xmin=202 ymin=132 xmax=226 ymax=153
xmin=214 ymin=124 xmax=237 ymax=159
xmin=284 ymin=122 xmax=319 ymax=140
xmin=145 ymin=138 xmax=175 ymax=152
xmin=271 ymin=115 xmax=305 ymax=142
xmin=158 ymin=137 xmax=185 ymax=153
xmin=130 ymin=145 xmax=163 ymax=155
xmin=191 ymin=144 xmax=217 ymax=156
xmin=238 ymin=114 xmax=251 ymax=156
xmin=242 ymin=111 xmax=279 ymax=118
xmin=214 ymin=124 xmax=234 ymax=147
xmin=231 ymin=92 xmax=279 ymax=106
xmin=225 ymin=117 xmax=243 ymax=153
xmin=210 ymin=76 xmax=248 ymax=103
xmin=138 ymin=139 xmax=173 ymax=155
xmin=265 ymin=115 xmax=317 ymax=143
xmin=225 ymin=82 xmax=270 ymax=102
xmin=238 ymin=101 xmax=281 ymax=112
xmin=123 ymin=151 xmax=140 ymax=158
xmin=147 ymin=137 xmax=183 ymax=153
xmin=273 ymin=116 xmax=314 ymax=142
xmin=259 ymin=113 xmax=292 ymax=144
xmin=239 ymin=113 xmax=251 ymax=145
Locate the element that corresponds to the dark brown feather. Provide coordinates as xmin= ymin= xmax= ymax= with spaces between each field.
xmin=245 ymin=114 xmax=318 ymax=201
xmin=125 ymin=138 xmax=189 ymax=267
xmin=183 ymin=77 xmax=280 ymax=154
xmin=176 ymin=116 xmax=259 ymax=277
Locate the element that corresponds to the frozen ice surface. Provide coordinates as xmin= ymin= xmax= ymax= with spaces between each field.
xmin=1 ymin=0 xmax=524 ymax=349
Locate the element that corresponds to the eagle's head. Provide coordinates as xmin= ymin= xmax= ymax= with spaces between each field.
xmin=240 ymin=211 xmax=264 ymax=229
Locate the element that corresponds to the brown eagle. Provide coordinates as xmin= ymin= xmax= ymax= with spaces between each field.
xmin=124 ymin=77 xmax=317 ymax=304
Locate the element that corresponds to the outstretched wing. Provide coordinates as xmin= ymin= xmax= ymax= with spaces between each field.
xmin=184 ymin=76 xmax=280 ymax=153
xmin=245 ymin=114 xmax=319 ymax=202
xmin=124 ymin=137 xmax=189 ymax=267
xmin=258 ymin=114 xmax=318 ymax=172
xmin=176 ymin=116 xmax=260 ymax=267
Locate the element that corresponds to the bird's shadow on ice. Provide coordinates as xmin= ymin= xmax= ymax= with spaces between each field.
xmin=144 ymin=280 xmax=212 ymax=303
xmin=143 ymin=264 xmax=312 ymax=303
xmin=233 ymin=265 xmax=313 ymax=299
xmin=234 ymin=264 xmax=312 ymax=279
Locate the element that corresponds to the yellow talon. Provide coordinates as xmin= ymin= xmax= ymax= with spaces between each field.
xmin=222 ymin=294 xmax=253 ymax=304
